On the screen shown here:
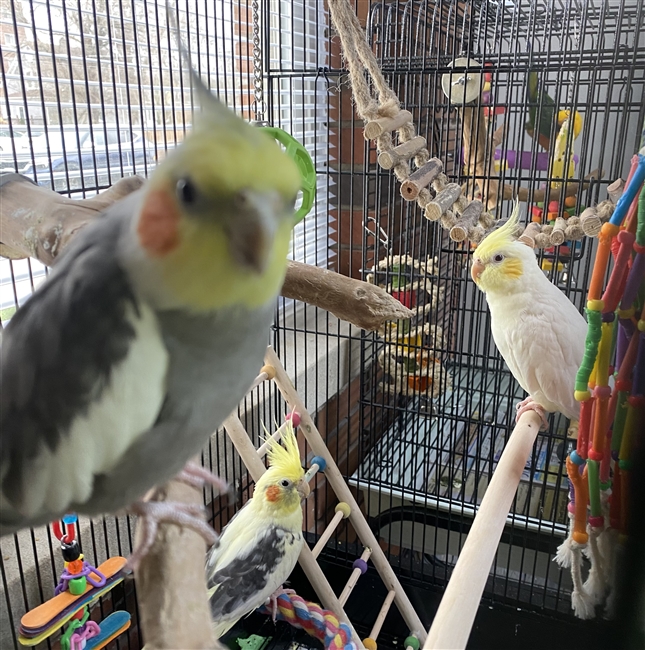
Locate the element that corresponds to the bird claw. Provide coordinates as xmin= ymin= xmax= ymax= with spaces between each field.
xmin=175 ymin=460 xmax=230 ymax=496
xmin=516 ymin=397 xmax=549 ymax=431
xmin=267 ymin=586 xmax=297 ymax=622
xmin=126 ymin=499 xmax=219 ymax=571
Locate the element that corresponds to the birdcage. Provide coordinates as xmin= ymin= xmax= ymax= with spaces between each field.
xmin=1 ymin=0 xmax=643 ymax=648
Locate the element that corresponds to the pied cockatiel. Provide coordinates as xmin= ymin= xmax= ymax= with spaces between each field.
xmin=206 ymin=422 xmax=309 ymax=638
xmin=471 ymin=203 xmax=588 ymax=429
xmin=0 ymin=62 xmax=301 ymax=563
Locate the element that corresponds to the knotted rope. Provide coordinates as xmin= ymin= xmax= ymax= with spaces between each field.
xmin=258 ymin=592 xmax=357 ymax=650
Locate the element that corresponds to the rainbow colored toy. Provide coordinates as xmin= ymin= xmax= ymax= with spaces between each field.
xmin=555 ymin=153 xmax=645 ymax=619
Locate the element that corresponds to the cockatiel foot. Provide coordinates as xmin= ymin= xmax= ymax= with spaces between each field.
xmin=176 ymin=460 xmax=230 ymax=495
xmin=267 ymin=587 xmax=297 ymax=622
xmin=516 ymin=397 xmax=549 ymax=431
xmin=126 ymin=500 xmax=219 ymax=571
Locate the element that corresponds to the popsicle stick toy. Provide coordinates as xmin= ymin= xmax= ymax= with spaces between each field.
xmin=18 ymin=515 xmax=131 ymax=647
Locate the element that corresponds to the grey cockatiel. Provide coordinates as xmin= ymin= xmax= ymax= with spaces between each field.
xmin=0 ymin=65 xmax=301 ymax=563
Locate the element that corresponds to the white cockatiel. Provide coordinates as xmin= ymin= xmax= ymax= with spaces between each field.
xmin=471 ymin=203 xmax=588 ymax=429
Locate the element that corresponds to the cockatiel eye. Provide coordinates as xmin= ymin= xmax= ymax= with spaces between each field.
xmin=493 ymin=253 xmax=504 ymax=263
xmin=280 ymin=479 xmax=292 ymax=488
xmin=176 ymin=177 xmax=197 ymax=205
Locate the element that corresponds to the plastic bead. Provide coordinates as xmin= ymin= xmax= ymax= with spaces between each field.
xmin=311 ymin=455 xmax=327 ymax=472
xmin=615 ymin=379 xmax=631 ymax=392
xmin=593 ymin=385 xmax=612 ymax=399
xmin=61 ymin=539 xmax=81 ymax=562
xmin=260 ymin=364 xmax=276 ymax=380
xmin=404 ymin=636 xmax=420 ymax=650
xmin=589 ymin=516 xmax=604 ymax=528
xmin=352 ymin=558 xmax=368 ymax=575
xmin=587 ymin=299 xmax=604 ymax=311
xmin=569 ymin=451 xmax=585 ymax=466
xmin=285 ymin=411 xmax=301 ymax=428
xmin=363 ymin=638 xmax=378 ymax=650
xmin=619 ymin=460 xmax=632 ymax=471
xmin=69 ymin=577 xmax=87 ymax=595
xmin=335 ymin=502 xmax=352 ymax=518
xmin=574 ymin=390 xmax=591 ymax=402
xmin=588 ymin=449 xmax=603 ymax=461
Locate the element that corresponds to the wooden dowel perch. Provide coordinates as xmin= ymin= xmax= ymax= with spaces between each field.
xmin=424 ymin=410 xmax=542 ymax=650
xmin=364 ymin=110 xmax=413 ymax=139
xmin=424 ymin=183 xmax=462 ymax=221
xmin=378 ymin=136 xmax=427 ymax=170
xmin=400 ymin=158 xmax=443 ymax=201
xmin=0 ymin=173 xmax=413 ymax=331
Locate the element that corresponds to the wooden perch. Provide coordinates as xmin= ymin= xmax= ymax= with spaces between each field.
xmin=0 ymin=173 xmax=412 ymax=331
xmin=134 ymin=473 xmax=222 ymax=649
xmin=425 ymin=410 xmax=542 ymax=649
xmin=282 ymin=260 xmax=414 ymax=330
xmin=461 ymin=105 xmax=499 ymax=211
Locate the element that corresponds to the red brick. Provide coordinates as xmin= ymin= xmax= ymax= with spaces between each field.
xmin=329 ymin=123 xmax=377 ymax=166
xmin=337 ymin=244 xmax=363 ymax=279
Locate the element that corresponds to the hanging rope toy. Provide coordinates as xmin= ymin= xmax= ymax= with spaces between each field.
xmin=258 ymin=590 xmax=357 ymax=649
xmin=326 ymin=0 xmax=620 ymax=250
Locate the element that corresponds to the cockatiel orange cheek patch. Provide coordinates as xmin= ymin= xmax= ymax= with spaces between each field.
xmin=265 ymin=485 xmax=280 ymax=502
xmin=137 ymin=188 xmax=181 ymax=256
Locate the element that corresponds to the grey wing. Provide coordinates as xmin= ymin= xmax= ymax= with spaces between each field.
xmin=207 ymin=526 xmax=292 ymax=620
xmin=0 ymin=194 xmax=149 ymax=530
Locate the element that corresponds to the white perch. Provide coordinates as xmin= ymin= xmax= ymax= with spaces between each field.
xmin=424 ymin=410 xmax=542 ymax=649
xmin=303 ymin=461 xmax=323 ymax=484
xmin=339 ymin=547 xmax=372 ymax=606
xmin=368 ymin=590 xmax=397 ymax=641
xmin=311 ymin=503 xmax=351 ymax=559
xmin=265 ymin=346 xmax=428 ymax=644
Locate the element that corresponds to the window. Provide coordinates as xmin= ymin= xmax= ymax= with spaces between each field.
xmin=269 ymin=0 xmax=334 ymax=272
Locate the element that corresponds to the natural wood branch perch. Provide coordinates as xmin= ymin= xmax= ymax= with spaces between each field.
xmin=282 ymin=260 xmax=414 ymax=330
xmin=134 ymin=473 xmax=222 ymax=649
xmin=0 ymin=173 xmax=412 ymax=330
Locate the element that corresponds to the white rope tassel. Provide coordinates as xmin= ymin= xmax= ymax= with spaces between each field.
xmin=570 ymin=543 xmax=595 ymax=620
xmin=554 ymin=512 xmax=576 ymax=569
xmin=583 ymin=524 xmax=608 ymax=606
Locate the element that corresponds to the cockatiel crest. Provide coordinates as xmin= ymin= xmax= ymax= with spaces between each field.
xmin=254 ymin=421 xmax=309 ymax=513
xmin=471 ymin=202 xmax=527 ymax=293
xmin=206 ymin=420 xmax=309 ymax=638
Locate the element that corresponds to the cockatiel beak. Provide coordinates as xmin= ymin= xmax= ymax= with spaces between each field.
xmin=471 ymin=258 xmax=485 ymax=283
xmin=296 ymin=477 xmax=310 ymax=501
xmin=228 ymin=189 xmax=281 ymax=274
